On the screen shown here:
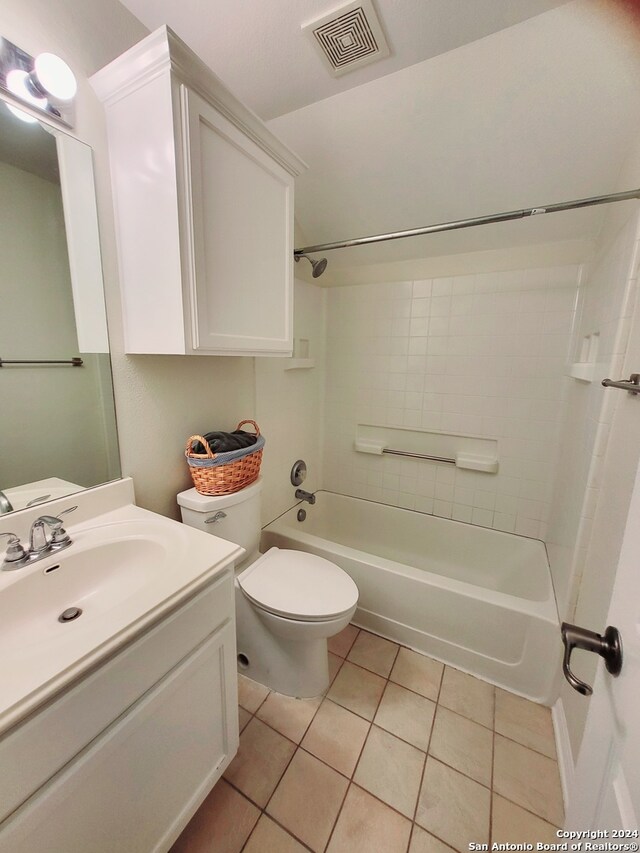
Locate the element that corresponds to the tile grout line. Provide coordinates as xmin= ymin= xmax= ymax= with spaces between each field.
xmin=408 ymin=656 xmax=446 ymax=850
xmin=323 ymin=639 xmax=402 ymax=852
xmin=489 ymin=684 xmax=496 ymax=846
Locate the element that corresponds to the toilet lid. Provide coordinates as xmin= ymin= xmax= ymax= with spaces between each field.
xmin=238 ymin=547 xmax=359 ymax=622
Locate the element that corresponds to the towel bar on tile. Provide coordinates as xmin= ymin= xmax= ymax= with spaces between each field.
xmin=0 ymin=357 xmax=84 ymax=367
xmin=382 ymin=448 xmax=455 ymax=464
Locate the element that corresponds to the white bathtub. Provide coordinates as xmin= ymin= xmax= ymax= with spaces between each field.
xmin=262 ymin=491 xmax=561 ymax=704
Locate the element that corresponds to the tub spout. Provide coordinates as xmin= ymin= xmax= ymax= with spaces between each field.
xmin=295 ymin=489 xmax=316 ymax=505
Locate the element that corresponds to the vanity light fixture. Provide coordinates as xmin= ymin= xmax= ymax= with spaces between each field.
xmin=0 ymin=36 xmax=76 ymax=126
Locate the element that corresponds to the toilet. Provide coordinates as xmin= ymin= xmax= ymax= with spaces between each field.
xmin=177 ymin=478 xmax=359 ymax=697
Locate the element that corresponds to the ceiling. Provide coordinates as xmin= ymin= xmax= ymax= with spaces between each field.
xmin=119 ymin=0 xmax=571 ymax=120
xmin=119 ymin=0 xmax=640 ymax=271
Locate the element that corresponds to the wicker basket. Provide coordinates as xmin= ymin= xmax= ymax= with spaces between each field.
xmin=185 ymin=420 xmax=264 ymax=496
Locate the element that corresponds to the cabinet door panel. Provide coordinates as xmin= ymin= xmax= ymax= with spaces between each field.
xmin=183 ymin=87 xmax=293 ymax=354
xmin=0 ymin=622 xmax=238 ymax=853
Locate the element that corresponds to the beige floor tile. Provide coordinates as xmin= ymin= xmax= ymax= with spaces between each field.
xmin=238 ymin=706 xmax=252 ymax=732
xmin=257 ymin=691 xmax=322 ymax=743
xmin=328 ymin=660 xmax=387 ymax=720
xmin=238 ymin=674 xmax=270 ymax=713
xmin=495 ymin=688 xmax=556 ymax=758
xmin=223 ymin=717 xmax=295 ymax=807
xmin=244 ymin=815 xmax=308 ymax=853
xmin=329 ymin=651 xmax=343 ymax=684
xmin=354 ymin=724 xmax=425 ymax=817
xmin=439 ymin=667 xmax=494 ymax=729
xmin=302 ymin=698 xmax=370 ymax=776
xmin=493 ymin=735 xmax=564 ymax=826
xmin=391 ymin=648 xmax=444 ymax=701
xmin=327 ymin=784 xmax=412 ymax=853
xmin=347 ymin=630 xmax=399 ymax=677
xmin=267 ymin=749 xmax=349 ymax=852
xmin=410 ymin=825 xmax=457 ymax=853
xmin=328 ymin=624 xmax=360 ymax=658
xmin=416 ymin=757 xmax=490 ymax=852
xmin=375 ymin=682 xmax=436 ymax=751
xmin=429 ymin=706 xmax=493 ymax=786
xmin=491 ymin=794 xmax=559 ymax=845
xmin=170 ymin=779 xmax=259 ymax=853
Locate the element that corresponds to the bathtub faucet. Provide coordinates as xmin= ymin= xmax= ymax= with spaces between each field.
xmin=295 ymin=489 xmax=316 ymax=505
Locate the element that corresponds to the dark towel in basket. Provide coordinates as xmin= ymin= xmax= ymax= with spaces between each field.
xmin=191 ymin=430 xmax=258 ymax=455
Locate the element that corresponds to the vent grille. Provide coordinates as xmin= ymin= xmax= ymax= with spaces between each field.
xmin=302 ymin=0 xmax=390 ymax=77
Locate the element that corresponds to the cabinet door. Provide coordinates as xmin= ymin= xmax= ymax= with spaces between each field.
xmin=182 ymin=86 xmax=294 ymax=355
xmin=0 ymin=621 xmax=239 ymax=853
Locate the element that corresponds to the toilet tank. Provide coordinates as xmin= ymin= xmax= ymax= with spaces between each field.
xmin=177 ymin=478 xmax=263 ymax=560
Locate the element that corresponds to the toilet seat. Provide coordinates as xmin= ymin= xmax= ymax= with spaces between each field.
xmin=238 ymin=547 xmax=358 ymax=622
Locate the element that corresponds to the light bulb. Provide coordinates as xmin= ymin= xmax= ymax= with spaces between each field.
xmin=33 ymin=52 xmax=77 ymax=100
xmin=6 ymin=69 xmax=47 ymax=109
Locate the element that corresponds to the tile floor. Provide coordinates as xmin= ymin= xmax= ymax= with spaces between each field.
xmin=171 ymin=625 xmax=564 ymax=853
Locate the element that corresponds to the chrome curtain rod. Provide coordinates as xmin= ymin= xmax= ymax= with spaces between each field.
xmin=293 ymin=188 xmax=640 ymax=256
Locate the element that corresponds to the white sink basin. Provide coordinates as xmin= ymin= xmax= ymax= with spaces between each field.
xmin=0 ymin=498 xmax=244 ymax=734
xmin=0 ymin=536 xmax=169 ymax=649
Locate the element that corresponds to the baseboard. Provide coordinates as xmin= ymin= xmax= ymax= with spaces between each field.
xmin=553 ymin=696 xmax=575 ymax=817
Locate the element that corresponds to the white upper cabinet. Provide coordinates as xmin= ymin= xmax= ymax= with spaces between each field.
xmin=91 ymin=27 xmax=306 ymax=356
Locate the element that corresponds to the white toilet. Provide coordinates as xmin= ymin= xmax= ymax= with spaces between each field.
xmin=177 ymin=478 xmax=359 ymax=697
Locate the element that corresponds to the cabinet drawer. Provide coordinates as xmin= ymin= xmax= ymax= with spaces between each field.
xmin=0 ymin=568 xmax=234 ymax=823
xmin=0 ymin=621 xmax=238 ymax=853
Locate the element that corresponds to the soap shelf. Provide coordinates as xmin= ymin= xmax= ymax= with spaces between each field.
xmin=568 ymin=363 xmax=595 ymax=382
xmin=284 ymin=358 xmax=316 ymax=371
xmin=569 ymin=332 xmax=599 ymax=383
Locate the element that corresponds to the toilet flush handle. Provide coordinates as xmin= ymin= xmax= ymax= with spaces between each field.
xmin=205 ymin=511 xmax=227 ymax=524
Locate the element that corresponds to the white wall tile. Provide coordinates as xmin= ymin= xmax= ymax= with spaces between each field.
xmin=323 ymin=267 xmax=581 ymax=537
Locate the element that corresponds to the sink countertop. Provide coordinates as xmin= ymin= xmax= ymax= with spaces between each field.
xmin=0 ymin=497 xmax=243 ymax=737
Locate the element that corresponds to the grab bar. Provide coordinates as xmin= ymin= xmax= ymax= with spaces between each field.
xmin=601 ymin=374 xmax=639 ymax=395
xmin=382 ymin=448 xmax=455 ymax=464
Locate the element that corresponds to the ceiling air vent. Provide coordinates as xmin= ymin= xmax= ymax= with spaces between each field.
xmin=302 ymin=0 xmax=390 ymax=78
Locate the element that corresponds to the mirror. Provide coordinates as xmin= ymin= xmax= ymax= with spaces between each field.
xmin=0 ymin=97 xmax=120 ymax=514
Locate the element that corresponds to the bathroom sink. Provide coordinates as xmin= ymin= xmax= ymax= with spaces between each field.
xmin=0 ymin=497 xmax=244 ymax=734
xmin=0 ymin=535 xmax=170 ymax=650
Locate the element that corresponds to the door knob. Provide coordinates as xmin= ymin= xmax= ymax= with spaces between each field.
xmin=561 ymin=622 xmax=623 ymax=696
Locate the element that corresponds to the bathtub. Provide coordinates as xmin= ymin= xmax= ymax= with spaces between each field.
xmin=261 ymin=491 xmax=561 ymax=704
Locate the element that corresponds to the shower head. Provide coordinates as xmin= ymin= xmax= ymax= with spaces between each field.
xmin=295 ymin=253 xmax=328 ymax=278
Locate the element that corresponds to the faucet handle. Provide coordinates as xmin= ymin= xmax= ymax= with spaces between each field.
xmin=0 ymin=532 xmax=27 ymax=566
xmin=43 ymin=506 xmax=77 ymax=545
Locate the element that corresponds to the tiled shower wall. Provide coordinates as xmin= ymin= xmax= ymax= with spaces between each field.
xmin=322 ymin=266 xmax=581 ymax=538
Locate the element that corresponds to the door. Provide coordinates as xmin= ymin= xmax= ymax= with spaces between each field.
xmin=565 ymin=453 xmax=640 ymax=830
xmin=182 ymin=86 xmax=294 ymax=356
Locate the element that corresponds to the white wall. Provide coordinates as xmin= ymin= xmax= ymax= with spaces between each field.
xmin=0 ymin=161 xmax=112 ymax=489
xmin=323 ymin=264 xmax=579 ymax=535
xmin=256 ymin=278 xmax=326 ymax=526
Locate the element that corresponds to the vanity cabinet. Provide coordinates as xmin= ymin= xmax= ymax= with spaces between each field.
xmin=0 ymin=568 xmax=238 ymax=853
xmin=91 ymin=26 xmax=306 ymax=357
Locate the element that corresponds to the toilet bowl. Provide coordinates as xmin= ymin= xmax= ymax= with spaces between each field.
xmin=177 ymin=478 xmax=358 ymax=697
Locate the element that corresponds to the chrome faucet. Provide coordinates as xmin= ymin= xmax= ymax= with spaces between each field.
xmin=1 ymin=506 xmax=77 ymax=571
xmin=0 ymin=490 xmax=14 ymax=515
xmin=295 ymin=489 xmax=316 ymax=505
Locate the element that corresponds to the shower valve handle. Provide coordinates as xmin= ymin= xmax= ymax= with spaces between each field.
xmin=560 ymin=622 xmax=623 ymax=696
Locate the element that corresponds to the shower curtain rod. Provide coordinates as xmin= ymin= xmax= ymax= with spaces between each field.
xmin=293 ymin=188 xmax=640 ymax=256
